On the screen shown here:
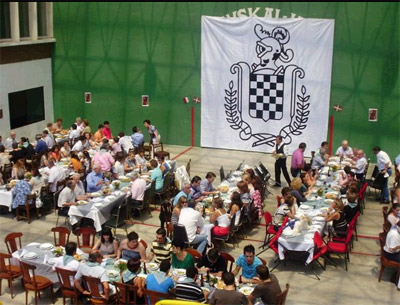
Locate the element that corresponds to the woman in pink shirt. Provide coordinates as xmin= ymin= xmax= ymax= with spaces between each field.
xmin=102 ymin=121 xmax=112 ymax=139
xmin=91 ymin=146 xmax=115 ymax=171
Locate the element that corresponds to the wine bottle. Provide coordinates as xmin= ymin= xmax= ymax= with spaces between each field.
xmin=200 ymin=274 xmax=204 ymax=287
xmin=206 ymin=270 xmax=210 ymax=283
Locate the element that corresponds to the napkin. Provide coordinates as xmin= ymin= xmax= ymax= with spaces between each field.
xmin=20 ymin=249 xmax=28 ymax=258
xmin=43 ymin=254 xmax=48 ymax=264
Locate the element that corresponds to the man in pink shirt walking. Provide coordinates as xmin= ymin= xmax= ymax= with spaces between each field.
xmin=290 ymin=142 xmax=306 ymax=178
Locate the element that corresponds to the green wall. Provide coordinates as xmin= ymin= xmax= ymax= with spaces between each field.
xmin=53 ymin=2 xmax=400 ymax=159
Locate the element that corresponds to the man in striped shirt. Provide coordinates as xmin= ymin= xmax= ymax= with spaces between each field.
xmin=147 ymin=228 xmax=172 ymax=263
xmin=175 ymin=266 xmax=207 ymax=302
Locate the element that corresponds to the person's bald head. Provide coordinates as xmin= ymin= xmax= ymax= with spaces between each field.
xmin=10 ymin=131 xmax=16 ymax=139
xmin=342 ymin=140 xmax=349 ymax=149
xmin=357 ymin=149 xmax=364 ymax=157
xmin=93 ymin=163 xmax=101 ymax=173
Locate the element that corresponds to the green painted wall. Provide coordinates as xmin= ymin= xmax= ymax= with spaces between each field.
xmin=53 ymin=2 xmax=400 ymax=159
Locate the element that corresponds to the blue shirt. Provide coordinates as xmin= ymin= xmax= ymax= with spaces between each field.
xmin=151 ymin=167 xmax=163 ymax=191
xmin=131 ymin=132 xmax=144 ymax=147
xmin=12 ymin=180 xmax=32 ymax=209
xmin=173 ymin=191 xmax=191 ymax=206
xmin=200 ymin=179 xmax=215 ymax=194
xmin=35 ymin=139 xmax=48 ymax=154
xmin=86 ymin=171 xmax=108 ymax=192
xmin=235 ymin=254 xmax=263 ymax=279
xmin=146 ymin=272 xmax=174 ymax=294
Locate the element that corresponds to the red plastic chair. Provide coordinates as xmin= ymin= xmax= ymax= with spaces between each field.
xmin=269 ymin=216 xmax=289 ymax=272
xmin=332 ymin=211 xmax=360 ymax=246
xmin=262 ymin=212 xmax=278 ymax=247
xmin=358 ymin=182 xmax=368 ymax=213
xmin=327 ymin=229 xmax=354 ymax=271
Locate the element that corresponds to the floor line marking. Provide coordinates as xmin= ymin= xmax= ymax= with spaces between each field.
xmin=172 ymin=146 xmax=193 ymax=160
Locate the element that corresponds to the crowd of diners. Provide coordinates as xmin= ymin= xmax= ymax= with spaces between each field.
xmin=1 ymin=119 xmax=399 ymax=301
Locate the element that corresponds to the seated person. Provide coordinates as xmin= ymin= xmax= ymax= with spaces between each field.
xmin=175 ymin=266 xmax=207 ymax=302
xmin=322 ymin=199 xmax=348 ymax=238
xmin=383 ymin=220 xmax=400 ymax=262
xmin=171 ymin=239 xmax=195 ymax=269
xmin=387 ymin=204 xmax=400 ymax=228
xmin=171 ymin=196 xmax=187 ymax=225
xmin=156 ymin=152 xmax=169 ymax=176
xmin=189 ymin=176 xmax=206 ymax=202
xmin=200 ymin=172 xmax=219 ymax=196
xmin=232 ymin=245 xmax=263 ymax=283
xmin=134 ymin=147 xmax=147 ymax=167
xmin=86 ymin=163 xmax=109 ymax=192
xmin=117 ymin=231 xmax=147 ymax=261
xmin=173 ymin=182 xmax=191 ymax=206
xmin=273 ymin=195 xmax=296 ymax=230
xmin=52 ymin=241 xmax=80 ymax=273
xmin=209 ymin=271 xmax=248 ymax=305
xmin=343 ymin=191 xmax=360 ymax=223
xmin=57 ymin=180 xmax=78 ymax=216
xmin=290 ymin=178 xmax=308 ymax=205
xmin=336 ymin=140 xmax=353 ymax=158
xmin=147 ymin=228 xmax=172 ymax=264
xmin=248 ymin=265 xmax=282 ymax=305
xmin=11 ymin=171 xmax=32 ymax=219
xmin=196 ymin=248 xmax=227 ymax=277
xmin=228 ymin=192 xmax=243 ymax=227
xmin=303 ymin=163 xmax=318 ymax=188
xmin=210 ymin=197 xmax=231 ymax=237
xmin=74 ymin=250 xmax=116 ymax=300
xmin=122 ymin=258 xmax=146 ymax=304
xmin=149 ymin=159 xmax=163 ymax=191
xmin=146 ymin=260 xmax=175 ymax=294
xmin=312 ymin=148 xmax=329 ymax=171
xmin=92 ymin=227 xmax=118 ymax=259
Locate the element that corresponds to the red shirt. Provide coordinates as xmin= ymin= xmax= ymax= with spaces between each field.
xmin=102 ymin=126 xmax=112 ymax=139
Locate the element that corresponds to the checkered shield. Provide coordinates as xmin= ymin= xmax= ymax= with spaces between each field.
xmin=249 ymin=73 xmax=284 ymax=122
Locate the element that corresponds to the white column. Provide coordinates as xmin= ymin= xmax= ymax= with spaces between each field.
xmin=46 ymin=2 xmax=53 ymax=38
xmin=10 ymin=2 xmax=20 ymax=42
xmin=29 ymin=2 xmax=38 ymax=40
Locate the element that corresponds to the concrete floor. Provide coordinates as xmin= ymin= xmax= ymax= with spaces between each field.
xmin=0 ymin=144 xmax=398 ymax=305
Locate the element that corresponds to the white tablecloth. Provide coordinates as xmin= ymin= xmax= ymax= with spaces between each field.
xmin=0 ymin=189 xmax=12 ymax=211
xmin=69 ymin=192 xmax=127 ymax=232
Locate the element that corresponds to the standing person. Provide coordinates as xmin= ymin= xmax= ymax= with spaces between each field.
xmin=5 ymin=131 xmax=17 ymax=149
xmin=352 ymin=149 xmax=367 ymax=181
xmin=372 ymin=146 xmax=392 ymax=204
xmin=273 ymin=136 xmax=291 ymax=187
xmin=143 ymin=119 xmax=160 ymax=145
xmin=290 ymin=142 xmax=306 ymax=178
xmin=11 ymin=172 xmax=32 ymax=220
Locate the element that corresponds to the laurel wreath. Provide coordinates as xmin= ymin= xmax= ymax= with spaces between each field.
xmin=225 ymin=81 xmax=310 ymax=146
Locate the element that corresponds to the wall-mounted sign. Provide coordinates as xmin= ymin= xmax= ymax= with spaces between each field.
xmin=85 ymin=92 xmax=92 ymax=104
xmin=368 ymin=108 xmax=377 ymax=122
xmin=142 ymin=95 xmax=149 ymax=107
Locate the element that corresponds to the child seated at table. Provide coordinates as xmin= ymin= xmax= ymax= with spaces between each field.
xmin=343 ymin=191 xmax=359 ymax=223
xmin=272 ymin=195 xmax=296 ymax=231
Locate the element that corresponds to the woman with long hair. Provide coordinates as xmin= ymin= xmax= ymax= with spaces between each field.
xmin=92 ymin=227 xmax=119 ymax=258
xmin=171 ymin=196 xmax=187 ymax=225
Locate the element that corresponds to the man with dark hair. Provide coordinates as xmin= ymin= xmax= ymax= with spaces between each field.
xmin=69 ymin=123 xmax=80 ymax=142
xmin=290 ymin=142 xmax=306 ymax=178
xmin=52 ymin=242 xmax=79 ymax=273
xmin=232 ymin=245 xmax=263 ymax=283
xmin=143 ymin=119 xmax=160 ymax=146
xmin=209 ymin=271 xmax=248 ymax=305
xmin=196 ymin=248 xmax=227 ymax=277
xmin=175 ymin=266 xmax=206 ymax=302
xmin=145 ymin=260 xmax=175 ymax=295
xmin=273 ymin=135 xmax=291 ymax=187
xmin=75 ymin=250 xmax=116 ymax=299
xmin=35 ymin=134 xmax=48 ymax=154
xmin=8 ymin=142 xmax=24 ymax=163
xmin=200 ymin=172 xmax=219 ymax=196
xmin=148 ymin=228 xmax=172 ymax=263
xmin=190 ymin=176 xmax=206 ymax=202
xmin=131 ymin=126 xmax=144 ymax=147
xmin=102 ymin=121 xmax=112 ymax=139
xmin=117 ymin=231 xmax=147 ymax=261
xmin=248 ymin=265 xmax=282 ymax=305
xmin=20 ymin=137 xmax=35 ymax=160
xmin=372 ymin=146 xmax=392 ymax=204
xmin=43 ymin=129 xmax=55 ymax=148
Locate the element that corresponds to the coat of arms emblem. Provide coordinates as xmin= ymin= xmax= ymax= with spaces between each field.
xmin=225 ymin=24 xmax=310 ymax=147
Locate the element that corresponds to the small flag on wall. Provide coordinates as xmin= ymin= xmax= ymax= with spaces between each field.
xmin=142 ymin=95 xmax=149 ymax=107
xmin=85 ymin=92 xmax=92 ymax=104
xmin=333 ymin=104 xmax=342 ymax=112
xmin=183 ymin=97 xmax=189 ymax=104
xmin=193 ymin=97 xmax=201 ymax=103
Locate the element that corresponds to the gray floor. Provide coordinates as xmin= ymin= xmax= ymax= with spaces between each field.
xmin=0 ymin=144 xmax=398 ymax=305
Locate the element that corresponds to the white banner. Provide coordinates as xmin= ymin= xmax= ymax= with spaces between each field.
xmin=201 ymin=17 xmax=334 ymax=157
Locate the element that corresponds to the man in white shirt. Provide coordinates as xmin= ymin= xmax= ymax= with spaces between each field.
xmin=373 ymin=146 xmax=392 ymax=203
xmin=48 ymin=160 xmax=66 ymax=193
xmin=74 ymin=250 xmax=116 ymax=300
xmin=118 ymin=132 xmax=134 ymax=154
xmin=71 ymin=136 xmax=86 ymax=152
xmin=53 ymin=242 xmax=80 ymax=286
xmin=58 ymin=180 xmax=78 ymax=216
xmin=43 ymin=130 xmax=55 ymax=149
xmin=6 ymin=131 xmax=17 ymax=149
xmin=336 ymin=140 xmax=353 ymax=158
xmin=352 ymin=149 xmax=367 ymax=180
xmin=178 ymin=201 xmax=208 ymax=254
xmin=69 ymin=124 xmax=81 ymax=141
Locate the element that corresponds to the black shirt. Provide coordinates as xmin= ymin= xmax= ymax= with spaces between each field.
xmin=196 ymin=255 xmax=227 ymax=273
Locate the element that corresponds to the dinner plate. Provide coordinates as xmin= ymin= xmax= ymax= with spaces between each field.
xmin=146 ymin=262 xmax=159 ymax=271
xmin=140 ymin=175 xmax=149 ymax=179
xmin=137 ymin=274 xmax=147 ymax=279
xmin=239 ymin=287 xmax=254 ymax=296
xmin=172 ymin=269 xmax=186 ymax=277
xmin=40 ymin=243 xmax=54 ymax=250
xmin=77 ymin=200 xmax=88 ymax=205
xmin=26 ymin=242 xmax=41 ymax=247
xmin=313 ymin=216 xmax=325 ymax=222
xmin=300 ymin=205 xmax=312 ymax=210
xmin=24 ymin=252 xmax=38 ymax=259
xmin=107 ymin=270 xmax=119 ymax=278
xmin=90 ymin=192 xmax=101 ymax=198
xmin=324 ymin=199 xmax=334 ymax=204
xmin=47 ymin=257 xmax=57 ymax=265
